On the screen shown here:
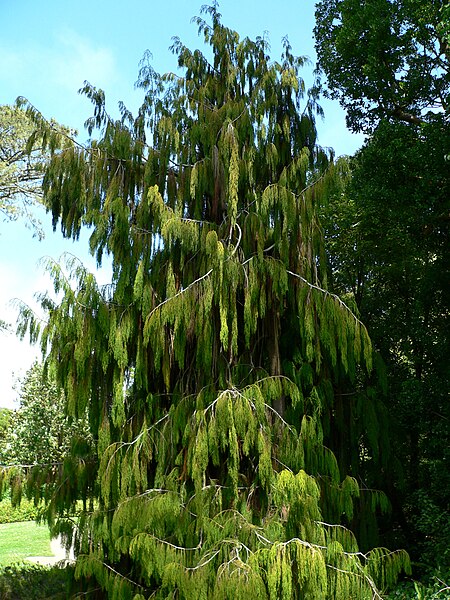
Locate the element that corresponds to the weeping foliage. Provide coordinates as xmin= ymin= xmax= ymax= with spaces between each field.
xmin=17 ymin=5 xmax=409 ymax=598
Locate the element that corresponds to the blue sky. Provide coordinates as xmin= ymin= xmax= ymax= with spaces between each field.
xmin=0 ymin=0 xmax=364 ymax=408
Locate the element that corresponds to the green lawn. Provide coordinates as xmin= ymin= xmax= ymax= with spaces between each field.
xmin=0 ymin=521 xmax=52 ymax=565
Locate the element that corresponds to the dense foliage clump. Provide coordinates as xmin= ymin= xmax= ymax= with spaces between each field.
xmin=0 ymin=562 xmax=77 ymax=600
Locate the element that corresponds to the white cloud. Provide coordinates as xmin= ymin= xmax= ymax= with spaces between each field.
xmin=0 ymin=262 xmax=45 ymax=409
xmin=0 ymin=49 xmax=26 ymax=85
xmin=0 ymin=30 xmax=117 ymax=129
xmin=0 ymin=330 xmax=39 ymax=409
xmin=51 ymin=30 xmax=117 ymax=93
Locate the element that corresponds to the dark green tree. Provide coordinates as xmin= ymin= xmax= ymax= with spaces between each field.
xmin=314 ymin=0 xmax=450 ymax=132
xmin=315 ymin=0 xmax=450 ymax=567
xmin=18 ymin=7 xmax=409 ymax=598
xmin=320 ymin=118 xmax=450 ymax=565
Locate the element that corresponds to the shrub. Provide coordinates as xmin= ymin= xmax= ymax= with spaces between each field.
xmin=387 ymin=568 xmax=450 ymax=600
xmin=0 ymin=562 xmax=74 ymax=600
xmin=0 ymin=498 xmax=40 ymax=524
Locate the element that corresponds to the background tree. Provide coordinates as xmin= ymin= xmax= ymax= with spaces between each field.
xmin=314 ymin=0 xmax=450 ymax=132
xmin=320 ymin=119 xmax=450 ymax=566
xmin=0 ymin=104 xmax=72 ymax=239
xmin=2 ymin=361 xmax=91 ymax=466
xmin=315 ymin=0 xmax=450 ymax=570
xmin=0 ymin=361 xmax=95 ymax=512
xmin=0 ymin=104 xmax=73 ymax=331
xmin=0 ymin=407 xmax=13 ymax=464
xmin=19 ymin=7 xmax=409 ymax=598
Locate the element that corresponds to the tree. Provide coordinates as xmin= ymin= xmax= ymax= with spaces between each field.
xmin=0 ymin=104 xmax=73 ymax=328
xmin=19 ymin=7 xmax=409 ymax=598
xmin=2 ymin=361 xmax=92 ymax=466
xmin=0 ymin=361 xmax=94 ymax=511
xmin=0 ymin=407 xmax=13 ymax=464
xmin=314 ymin=0 xmax=450 ymax=132
xmin=320 ymin=118 xmax=450 ymax=565
xmin=315 ymin=0 xmax=450 ymax=565
xmin=0 ymin=104 xmax=72 ymax=238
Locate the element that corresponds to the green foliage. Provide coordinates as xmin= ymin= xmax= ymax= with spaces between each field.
xmin=0 ymin=410 xmax=13 ymax=465
xmin=320 ymin=115 xmax=450 ymax=567
xmin=15 ymin=5 xmax=410 ymax=598
xmin=0 ymin=320 xmax=10 ymax=333
xmin=405 ymin=491 xmax=450 ymax=568
xmin=386 ymin=568 xmax=450 ymax=600
xmin=314 ymin=0 xmax=450 ymax=131
xmin=0 ymin=361 xmax=96 ymax=527
xmin=0 ymin=497 xmax=40 ymax=524
xmin=0 ymin=562 xmax=76 ymax=600
xmin=0 ymin=104 xmax=72 ymax=238
xmin=0 ymin=361 xmax=93 ymax=467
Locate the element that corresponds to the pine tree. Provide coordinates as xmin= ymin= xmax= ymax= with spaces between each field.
xmin=16 ymin=6 xmax=409 ymax=598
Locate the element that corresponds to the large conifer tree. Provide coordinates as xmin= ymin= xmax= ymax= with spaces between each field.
xmin=17 ymin=6 xmax=409 ymax=598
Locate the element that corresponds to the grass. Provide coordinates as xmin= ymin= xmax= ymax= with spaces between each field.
xmin=0 ymin=521 xmax=52 ymax=565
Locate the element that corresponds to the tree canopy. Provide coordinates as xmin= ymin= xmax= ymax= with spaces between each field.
xmin=314 ymin=0 xmax=450 ymax=132
xmin=0 ymin=408 xmax=13 ymax=464
xmin=13 ymin=6 xmax=410 ymax=598
xmin=320 ymin=116 xmax=450 ymax=565
xmin=0 ymin=361 xmax=94 ymax=512
xmin=0 ymin=104 xmax=72 ymax=238
xmin=314 ymin=0 xmax=450 ymax=570
xmin=0 ymin=361 xmax=92 ymax=467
